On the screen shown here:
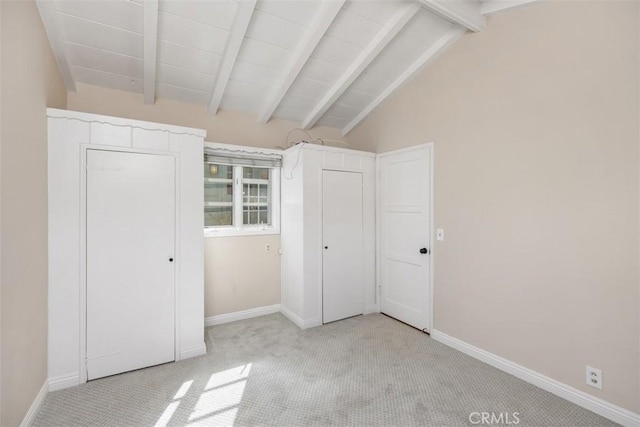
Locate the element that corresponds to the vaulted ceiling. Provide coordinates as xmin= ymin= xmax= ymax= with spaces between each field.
xmin=37 ymin=0 xmax=533 ymax=135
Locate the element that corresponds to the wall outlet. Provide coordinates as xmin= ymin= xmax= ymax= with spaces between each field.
xmin=436 ymin=228 xmax=445 ymax=241
xmin=266 ymin=244 xmax=271 ymax=252
xmin=586 ymin=366 xmax=602 ymax=390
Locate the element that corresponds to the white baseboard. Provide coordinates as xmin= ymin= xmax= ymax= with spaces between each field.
xmin=20 ymin=381 xmax=48 ymax=427
xmin=364 ymin=304 xmax=379 ymax=314
xmin=179 ymin=344 xmax=207 ymax=360
xmin=204 ymin=304 xmax=281 ymax=327
xmin=280 ymin=305 xmax=304 ymax=328
xmin=280 ymin=305 xmax=322 ymax=329
xmin=47 ymin=372 xmax=80 ymax=392
xmin=301 ymin=317 xmax=322 ymax=329
xmin=431 ymin=330 xmax=640 ymax=427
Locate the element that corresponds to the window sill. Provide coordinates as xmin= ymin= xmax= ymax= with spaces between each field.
xmin=204 ymin=227 xmax=280 ymax=238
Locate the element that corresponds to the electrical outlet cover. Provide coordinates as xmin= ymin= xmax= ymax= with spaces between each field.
xmin=586 ymin=366 xmax=602 ymax=390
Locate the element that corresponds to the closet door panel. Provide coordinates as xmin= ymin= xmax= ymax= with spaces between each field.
xmin=322 ymin=170 xmax=364 ymax=324
xmin=86 ymin=149 xmax=175 ymax=380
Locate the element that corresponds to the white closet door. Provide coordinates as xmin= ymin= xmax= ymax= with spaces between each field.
xmin=379 ymin=145 xmax=431 ymax=331
xmin=86 ymin=149 xmax=176 ymax=380
xmin=322 ymin=170 xmax=364 ymax=324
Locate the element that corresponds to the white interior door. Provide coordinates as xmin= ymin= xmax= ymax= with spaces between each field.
xmin=379 ymin=145 xmax=432 ymax=331
xmin=86 ymin=149 xmax=176 ymax=380
xmin=322 ymin=170 xmax=364 ymax=324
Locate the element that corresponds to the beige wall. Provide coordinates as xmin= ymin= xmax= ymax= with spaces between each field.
xmin=68 ymin=84 xmax=345 ymax=319
xmin=67 ymin=84 xmax=347 ymax=150
xmin=0 ymin=1 xmax=67 ymax=425
xmin=348 ymin=0 xmax=639 ymax=412
xmin=1 ymin=0 xmax=4 ymax=416
xmin=204 ymin=235 xmax=280 ymax=317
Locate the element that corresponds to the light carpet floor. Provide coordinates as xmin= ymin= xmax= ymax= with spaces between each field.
xmin=34 ymin=313 xmax=617 ymax=426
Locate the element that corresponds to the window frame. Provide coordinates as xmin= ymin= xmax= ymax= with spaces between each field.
xmin=204 ymin=142 xmax=281 ymax=238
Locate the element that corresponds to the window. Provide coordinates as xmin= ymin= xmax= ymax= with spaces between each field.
xmin=204 ymin=143 xmax=281 ymax=237
xmin=242 ymin=167 xmax=271 ymax=226
xmin=204 ymin=163 xmax=234 ymax=227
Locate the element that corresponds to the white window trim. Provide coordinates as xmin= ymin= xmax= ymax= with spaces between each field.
xmin=204 ymin=142 xmax=281 ymax=238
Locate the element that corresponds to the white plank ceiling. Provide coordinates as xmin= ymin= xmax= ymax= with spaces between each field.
xmin=37 ymin=0 xmax=532 ymax=135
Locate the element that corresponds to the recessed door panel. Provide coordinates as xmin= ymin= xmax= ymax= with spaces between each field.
xmin=86 ymin=149 xmax=176 ymax=380
xmin=322 ymin=170 xmax=364 ymax=324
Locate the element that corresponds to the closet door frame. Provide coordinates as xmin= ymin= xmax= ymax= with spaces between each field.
xmin=78 ymin=144 xmax=181 ymax=383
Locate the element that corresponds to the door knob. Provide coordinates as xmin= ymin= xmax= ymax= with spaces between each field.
xmin=169 ymin=258 xmax=174 ymax=262
xmin=419 ymin=248 xmax=429 ymax=254
xmin=324 ymin=246 xmax=328 ymax=249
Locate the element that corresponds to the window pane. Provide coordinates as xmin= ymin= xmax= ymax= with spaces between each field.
xmin=205 ymin=182 xmax=232 ymax=204
xmin=242 ymin=167 xmax=271 ymax=226
xmin=204 ymin=163 xmax=233 ymax=227
xmin=204 ymin=163 xmax=233 ymax=180
xmin=205 ymin=206 xmax=233 ymax=227
xmin=243 ymin=167 xmax=269 ymax=180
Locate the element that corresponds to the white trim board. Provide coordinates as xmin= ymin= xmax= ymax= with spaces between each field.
xmin=280 ymin=305 xmax=323 ymax=330
xmin=297 ymin=143 xmax=376 ymax=158
xmin=364 ymin=305 xmax=379 ymax=315
xmin=179 ymin=345 xmax=207 ymax=359
xmin=205 ymin=304 xmax=281 ymax=327
xmin=342 ymin=29 xmax=465 ymax=135
xmin=208 ymin=0 xmax=256 ymax=114
xmin=20 ymin=381 xmax=48 ymax=427
xmin=47 ymin=373 xmax=80 ymax=392
xmin=47 ymin=108 xmax=207 ymax=137
xmin=481 ymin=0 xmax=538 ymax=15
xmin=431 ymin=330 xmax=640 ymax=427
xmin=418 ymin=0 xmax=485 ymax=32
xmin=302 ymin=3 xmax=420 ymax=130
xmin=142 ymin=0 xmax=159 ymax=105
xmin=259 ymin=0 xmax=346 ymax=123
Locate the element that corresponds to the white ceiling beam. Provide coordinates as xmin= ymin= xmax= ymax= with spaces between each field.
xmin=208 ymin=0 xmax=257 ymax=114
xmin=342 ymin=27 xmax=466 ymax=135
xmin=481 ymin=0 xmax=538 ymax=15
xmin=258 ymin=0 xmax=346 ymax=124
xmin=418 ymin=0 xmax=486 ymax=32
xmin=302 ymin=3 xmax=421 ymax=130
xmin=143 ymin=0 xmax=159 ymax=105
xmin=36 ymin=0 xmax=76 ymax=91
